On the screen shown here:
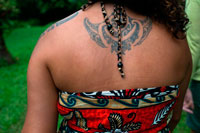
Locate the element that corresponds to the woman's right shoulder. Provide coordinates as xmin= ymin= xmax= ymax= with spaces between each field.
xmin=30 ymin=10 xmax=84 ymax=60
xmin=38 ymin=10 xmax=82 ymax=42
xmin=153 ymin=22 xmax=192 ymax=79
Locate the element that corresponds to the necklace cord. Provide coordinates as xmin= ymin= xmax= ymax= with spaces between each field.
xmin=82 ymin=1 xmax=127 ymax=78
xmin=101 ymin=1 xmax=127 ymax=78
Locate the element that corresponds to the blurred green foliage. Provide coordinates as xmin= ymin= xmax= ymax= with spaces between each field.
xmin=16 ymin=0 xmax=87 ymax=25
xmin=0 ymin=0 xmax=87 ymax=30
xmin=0 ymin=0 xmax=19 ymax=32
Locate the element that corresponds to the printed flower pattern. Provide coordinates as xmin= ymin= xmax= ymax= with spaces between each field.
xmin=98 ymin=113 xmax=141 ymax=132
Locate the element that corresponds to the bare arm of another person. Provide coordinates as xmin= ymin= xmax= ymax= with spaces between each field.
xmin=168 ymin=56 xmax=192 ymax=131
xmin=183 ymin=88 xmax=194 ymax=114
xmin=22 ymin=36 xmax=58 ymax=133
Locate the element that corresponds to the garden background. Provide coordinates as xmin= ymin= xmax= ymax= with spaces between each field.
xmin=0 ymin=0 xmax=190 ymax=132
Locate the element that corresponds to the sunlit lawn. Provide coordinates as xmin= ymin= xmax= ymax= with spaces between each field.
xmin=0 ymin=24 xmax=190 ymax=133
xmin=0 ymin=25 xmax=49 ymax=132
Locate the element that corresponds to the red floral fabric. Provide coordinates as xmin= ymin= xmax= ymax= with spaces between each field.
xmin=57 ymin=85 xmax=179 ymax=133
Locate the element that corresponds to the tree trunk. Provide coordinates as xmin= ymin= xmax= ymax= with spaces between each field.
xmin=0 ymin=30 xmax=15 ymax=65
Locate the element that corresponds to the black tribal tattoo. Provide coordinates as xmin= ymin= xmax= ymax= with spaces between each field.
xmin=84 ymin=13 xmax=152 ymax=54
xmin=40 ymin=11 xmax=79 ymax=37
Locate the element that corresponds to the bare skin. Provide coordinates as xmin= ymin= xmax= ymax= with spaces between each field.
xmin=191 ymin=130 xmax=196 ymax=133
xmin=183 ymin=88 xmax=194 ymax=114
xmin=22 ymin=2 xmax=192 ymax=133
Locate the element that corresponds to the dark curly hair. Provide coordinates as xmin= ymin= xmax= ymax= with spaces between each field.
xmin=86 ymin=0 xmax=189 ymax=39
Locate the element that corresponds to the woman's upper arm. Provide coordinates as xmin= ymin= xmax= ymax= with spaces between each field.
xmin=22 ymin=39 xmax=58 ymax=133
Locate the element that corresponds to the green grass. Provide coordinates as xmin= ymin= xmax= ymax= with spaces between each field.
xmin=0 ymin=25 xmax=190 ymax=133
xmin=0 ymin=25 xmax=49 ymax=133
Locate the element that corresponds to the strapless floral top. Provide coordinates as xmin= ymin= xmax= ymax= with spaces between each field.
xmin=57 ymin=85 xmax=179 ymax=133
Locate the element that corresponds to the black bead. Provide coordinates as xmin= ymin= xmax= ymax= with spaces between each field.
xmin=107 ymin=24 xmax=112 ymax=30
xmin=118 ymin=62 xmax=123 ymax=68
xmin=119 ymin=69 xmax=123 ymax=73
xmin=118 ymin=47 xmax=120 ymax=51
xmin=117 ymin=46 xmax=121 ymax=51
xmin=117 ymin=54 xmax=121 ymax=60
xmin=103 ymin=13 xmax=106 ymax=18
xmin=110 ymin=30 xmax=114 ymax=35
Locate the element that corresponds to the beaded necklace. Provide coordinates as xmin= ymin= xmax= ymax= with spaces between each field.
xmin=82 ymin=1 xmax=127 ymax=78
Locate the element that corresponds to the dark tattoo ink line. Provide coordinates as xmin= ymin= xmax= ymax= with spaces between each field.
xmin=134 ymin=17 xmax=152 ymax=46
xmin=84 ymin=18 xmax=107 ymax=48
xmin=84 ymin=13 xmax=152 ymax=54
xmin=40 ymin=11 xmax=79 ymax=38
xmin=46 ymin=25 xmax=55 ymax=32
xmin=56 ymin=11 xmax=79 ymax=27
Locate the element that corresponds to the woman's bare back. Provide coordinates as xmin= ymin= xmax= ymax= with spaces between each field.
xmin=34 ymin=2 xmax=191 ymax=92
xmin=22 ymin=2 xmax=192 ymax=132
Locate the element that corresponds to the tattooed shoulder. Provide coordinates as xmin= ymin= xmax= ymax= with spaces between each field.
xmin=40 ymin=11 xmax=80 ymax=38
xmin=84 ymin=14 xmax=152 ymax=54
